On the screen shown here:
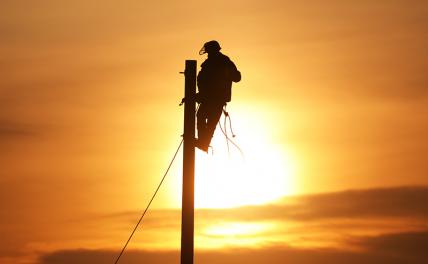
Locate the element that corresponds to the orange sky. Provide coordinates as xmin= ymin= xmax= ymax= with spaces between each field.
xmin=1 ymin=1 xmax=428 ymax=263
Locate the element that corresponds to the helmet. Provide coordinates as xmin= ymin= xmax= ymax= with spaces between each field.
xmin=199 ymin=40 xmax=221 ymax=55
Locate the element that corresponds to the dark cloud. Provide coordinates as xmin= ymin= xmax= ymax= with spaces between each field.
xmin=39 ymin=249 xmax=178 ymax=264
xmin=2 ymin=186 xmax=426 ymax=263
xmin=355 ymin=231 xmax=428 ymax=261
xmin=0 ymin=120 xmax=36 ymax=138
xmin=83 ymin=185 xmax=428 ymax=254
xmin=39 ymin=230 xmax=428 ymax=264
xmin=98 ymin=186 xmax=428 ymax=229
xmin=285 ymin=186 xmax=428 ymax=220
xmin=197 ymin=186 xmax=428 ymax=222
xmin=0 ymin=120 xmax=39 ymax=147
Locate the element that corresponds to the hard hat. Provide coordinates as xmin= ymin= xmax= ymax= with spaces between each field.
xmin=199 ymin=40 xmax=221 ymax=55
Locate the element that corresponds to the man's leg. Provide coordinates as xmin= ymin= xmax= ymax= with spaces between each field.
xmin=195 ymin=103 xmax=224 ymax=151
xmin=204 ymin=103 xmax=224 ymax=145
xmin=197 ymin=103 xmax=208 ymax=141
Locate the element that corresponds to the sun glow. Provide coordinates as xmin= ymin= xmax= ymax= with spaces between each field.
xmin=204 ymin=222 xmax=268 ymax=236
xmin=197 ymin=222 xmax=276 ymax=248
xmin=194 ymin=109 xmax=296 ymax=209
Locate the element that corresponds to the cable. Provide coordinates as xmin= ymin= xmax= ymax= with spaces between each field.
xmin=114 ymin=138 xmax=183 ymax=264
xmin=223 ymin=107 xmax=236 ymax=138
xmin=219 ymin=121 xmax=244 ymax=159
xmin=219 ymin=107 xmax=245 ymax=159
xmin=222 ymin=106 xmax=231 ymax=156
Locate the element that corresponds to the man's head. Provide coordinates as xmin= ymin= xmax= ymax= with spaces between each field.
xmin=199 ymin=40 xmax=221 ymax=55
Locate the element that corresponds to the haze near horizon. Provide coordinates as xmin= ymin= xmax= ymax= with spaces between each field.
xmin=1 ymin=1 xmax=428 ymax=263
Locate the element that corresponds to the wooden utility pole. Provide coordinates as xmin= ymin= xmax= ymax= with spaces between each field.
xmin=181 ymin=60 xmax=196 ymax=264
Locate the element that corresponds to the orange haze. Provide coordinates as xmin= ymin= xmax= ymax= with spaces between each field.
xmin=1 ymin=1 xmax=428 ymax=263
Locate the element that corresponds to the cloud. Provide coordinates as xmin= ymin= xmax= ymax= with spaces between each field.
xmin=191 ymin=186 xmax=428 ymax=222
xmin=0 ymin=120 xmax=41 ymax=151
xmin=94 ymin=186 xmax=428 ymax=239
xmin=281 ymin=186 xmax=428 ymax=220
xmin=0 ymin=120 xmax=37 ymax=138
xmin=2 ymin=186 xmax=427 ymax=264
xmin=38 ymin=230 xmax=428 ymax=264
xmin=355 ymin=231 xmax=428 ymax=261
xmin=74 ymin=186 xmax=428 ymax=253
xmin=38 ymin=249 xmax=178 ymax=264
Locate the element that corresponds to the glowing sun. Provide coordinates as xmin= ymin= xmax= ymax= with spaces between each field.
xmin=194 ymin=113 xmax=296 ymax=208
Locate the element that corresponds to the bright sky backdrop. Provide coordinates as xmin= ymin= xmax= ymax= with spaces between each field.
xmin=1 ymin=1 xmax=428 ymax=263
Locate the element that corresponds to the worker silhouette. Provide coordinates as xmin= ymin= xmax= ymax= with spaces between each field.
xmin=195 ymin=40 xmax=241 ymax=152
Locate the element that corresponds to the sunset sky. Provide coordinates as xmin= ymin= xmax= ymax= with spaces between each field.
xmin=1 ymin=1 xmax=428 ymax=263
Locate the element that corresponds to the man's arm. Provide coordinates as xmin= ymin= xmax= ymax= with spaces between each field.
xmin=229 ymin=61 xmax=241 ymax=83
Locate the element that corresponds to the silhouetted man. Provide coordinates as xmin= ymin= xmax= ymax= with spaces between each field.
xmin=195 ymin=40 xmax=241 ymax=152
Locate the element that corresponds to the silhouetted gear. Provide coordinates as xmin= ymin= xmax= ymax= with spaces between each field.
xmin=199 ymin=40 xmax=222 ymax=55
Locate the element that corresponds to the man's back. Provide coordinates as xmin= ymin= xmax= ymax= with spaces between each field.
xmin=197 ymin=52 xmax=241 ymax=103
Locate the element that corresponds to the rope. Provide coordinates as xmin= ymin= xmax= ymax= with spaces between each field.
xmin=113 ymin=138 xmax=183 ymax=264
xmin=223 ymin=110 xmax=230 ymax=156
xmin=219 ymin=107 xmax=245 ymax=159
xmin=223 ymin=107 xmax=236 ymax=138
